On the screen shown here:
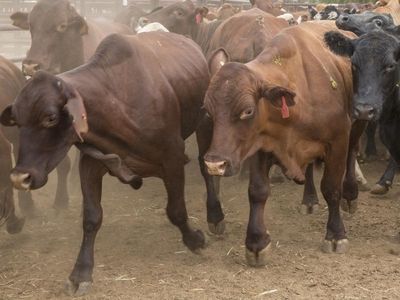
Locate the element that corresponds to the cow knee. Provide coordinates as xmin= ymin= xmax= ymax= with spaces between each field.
xmin=166 ymin=205 xmax=187 ymax=226
xmin=248 ymin=181 xmax=269 ymax=203
xmin=82 ymin=209 xmax=102 ymax=232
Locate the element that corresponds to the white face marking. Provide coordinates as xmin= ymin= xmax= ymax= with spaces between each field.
xmin=219 ymin=61 xmax=225 ymax=66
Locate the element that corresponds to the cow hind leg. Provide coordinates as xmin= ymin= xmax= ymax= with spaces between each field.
xmin=300 ymin=163 xmax=319 ymax=214
xmin=321 ymin=147 xmax=348 ymax=254
xmin=245 ymin=151 xmax=273 ymax=267
xmin=196 ymin=117 xmax=224 ymax=235
xmin=53 ymin=156 xmax=71 ymax=210
xmin=163 ymin=139 xmax=205 ymax=252
xmin=371 ymin=157 xmax=397 ymax=195
xmin=66 ymin=154 xmax=106 ymax=297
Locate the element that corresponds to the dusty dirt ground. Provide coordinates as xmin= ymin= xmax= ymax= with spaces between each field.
xmin=1 ymin=136 xmax=400 ymax=300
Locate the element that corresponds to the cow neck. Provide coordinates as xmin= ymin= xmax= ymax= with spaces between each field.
xmin=189 ymin=20 xmax=222 ymax=53
xmin=380 ymin=68 xmax=400 ymax=125
xmin=61 ymin=34 xmax=85 ymax=73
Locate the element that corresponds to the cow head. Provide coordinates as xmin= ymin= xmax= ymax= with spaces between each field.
xmin=325 ymin=31 xmax=400 ymax=121
xmin=0 ymin=71 xmax=88 ymax=190
xmin=10 ymin=0 xmax=87 ymax=76
xmin=336 ymin=12 xmax=394 ymax=36
xmin=138 ymin=0 xmax=206 ymax=35
xmin=204 ymin=52 xmax=296 ymax=176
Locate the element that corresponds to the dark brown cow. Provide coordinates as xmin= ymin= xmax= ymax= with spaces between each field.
xmin=139 ymin=0 xmax=222 ymax=53
xmin=0 ymin=56 xmax=26 ymax=234
xmin=204 ymin=21 xmax=362 ymax=266
xmin=10 ymin=0 xmax=132 ymax=76
xmin=1 ymin=32 xmax=216 ymax=296
xmin=207 ymin=9 xmax=288 ymax=63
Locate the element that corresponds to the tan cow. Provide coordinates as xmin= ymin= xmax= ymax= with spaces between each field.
xmin=204 ymin=21 xmax=362 ymax=266
xmin=374 ymin=0 xmax=400 ymax=24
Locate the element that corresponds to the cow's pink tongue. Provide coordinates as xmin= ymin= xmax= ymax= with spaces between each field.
xmin=281 ymin=96 xmax=289 ymax=119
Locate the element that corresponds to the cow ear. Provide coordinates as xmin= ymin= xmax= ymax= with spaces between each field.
xmin=10 ymin=12 xmax=29 ymax=30
xmin=208 ymin=48 xmax=229 ymax=76
xmin=263 ymin=86 xmax=296 ymax=108
xmin=388 ymin=25 xmax=400 ymax=36
xmin=324 ymin=31 xmax=355 ymax=57
xmin=194 ymin=7 xmax=207 ymax=24
xmin=0 ymin=105 xmax=16 ymax=127
xmin=67 ymin=5 xmax=88 ymax=35
xmin=57 ymin=80 xmax=88 ymax=142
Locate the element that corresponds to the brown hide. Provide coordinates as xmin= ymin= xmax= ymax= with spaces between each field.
xmin=251 ymin=0 xmax=284 ymax=16
xmin=205 ymin=21 xmax=355 ymax=181
xmin=207 ymin=9 xmax=288 ymax=63
xmin=8 ymin=32 xmax=209 ymax=184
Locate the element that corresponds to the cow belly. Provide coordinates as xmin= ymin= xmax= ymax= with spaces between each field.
xmin=266 ymin=139 xmax=325 ymax=183
xmin=124 ymin=155 xmax=162 ymax=178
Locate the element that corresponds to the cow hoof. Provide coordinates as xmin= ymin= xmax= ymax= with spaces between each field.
xmin=245 ymin=243 xmax=271 ymax=267
xmin=321 ymin=239 xmax=349 ymax=254
xmin=370 ymin=184 xmax=389 ymax=195
xmin=340 ymin=199 xmax=357 ymax=214
xmin=358 ymin=182 xmax=370 ymax=192
xmin=6 ymin=217 xmax=25 ymax=234
xmin=65 ymin=279 xmax=92 ymax=297
xmin=208 ymin=220 xmax=225 ymax=235
xmin=321 ymin=240 xmax=334 ymax=253
xmin=183 ymin=229 xmax=205 ymax=252
xmin=299 ymin=204 xmax=319 ymax=215
xmin=335 ymin=239 xmax=349 ymax=254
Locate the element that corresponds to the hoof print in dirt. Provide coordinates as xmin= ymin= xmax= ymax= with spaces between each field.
xmin=340 ymin=199 xmax=358 ymax=214
xmin=321 ymin=239 xmax=349 ymax=254
xmin=370 ymin=184 xmax=389 ymax=195
xmin=299 ymin=203 xmax=319 ymax=215
xmin=183 ymin=229 xmax=206 ymax=252
xmin=6 ymin=217 xmax=25 ymax=234
xmin=245 ymin=243 xmax=271 ymax=267
xmin=208 ymin=220 xmax=225 ymax=235
xmin=65 ymin=279 xmax=92 ymax=297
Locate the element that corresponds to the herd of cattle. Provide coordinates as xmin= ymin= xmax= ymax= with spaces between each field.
xmin=1 ymin=0 xmax=400 ymax=296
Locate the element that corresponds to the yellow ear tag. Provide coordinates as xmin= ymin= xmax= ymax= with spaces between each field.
xmin=273 ymin=56 xmax=282 ymax=66
xmin=330 ymin=77 xmax=337 ymax=89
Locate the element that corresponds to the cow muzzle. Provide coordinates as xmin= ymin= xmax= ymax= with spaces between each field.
xmin=22 ymin=63 xmax=40 ymax=76
xmin=205 ymin=160 xmax=228 ymax=176
xmin=10 ymin=171 xmax=32 ymax=191
xmin=353 ymin=104 xmax=376 ymax=121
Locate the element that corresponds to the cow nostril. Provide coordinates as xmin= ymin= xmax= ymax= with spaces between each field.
xmin=10 ymin=172 xmax=32 ymax=190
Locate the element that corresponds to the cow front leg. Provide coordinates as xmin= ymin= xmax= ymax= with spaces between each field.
xmin=300 ymin=163 xmax=319 ymax=214
xmin=66 ymin=154 xmax=106 ymax=297
xmin=321 ymin=145 xmax=349 ymax=254
xmin=53 ymin=156 xmax=71 ymax=210
xmin=4 ymin=187 xmax=25 ymax=234
xmin=196 ymin=117 xmax=224 ymax=235
xmin=342 ymin=120 xmax=367 ymax=214
xmin=163 ymin=141 xmax=205 ymax=252
xmin=245 ymin=151 xmax=273 ymax=267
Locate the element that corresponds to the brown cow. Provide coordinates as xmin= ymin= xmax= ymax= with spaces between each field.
xmin=374 ymin=0 xmax=400 ymax=25
xmin=204 ymin=21 xmax=361 ymax=266
xmin=0 ymin=56 xmax=26 ymax=234
xmin=207 ymin=9 xmax=288 ymax=63
xmin=139 ymin=0 xmax=222 ymax=53
xmin=251 ymin=0 xmax=284 ymax=16
xmin=0 ymin=32 xmax=217 ymax=296
xmin=10 ymin=0 xmax=132 ymax=76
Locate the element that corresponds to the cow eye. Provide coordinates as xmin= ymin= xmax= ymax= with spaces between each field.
xmin=240 ymin=107 xmax=254 ymax=120
xmin=42 ymin=114 xmax=59 ymax=128
xmin=175 ymin=9 xmax=184 ymax=16
xmin=385 ymin=64 xmax=396 ymax=72
xmin=57 ymin=23 xmax=68 ymax=32
xmin=374 ymin=19 xmax=383 ymax=27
